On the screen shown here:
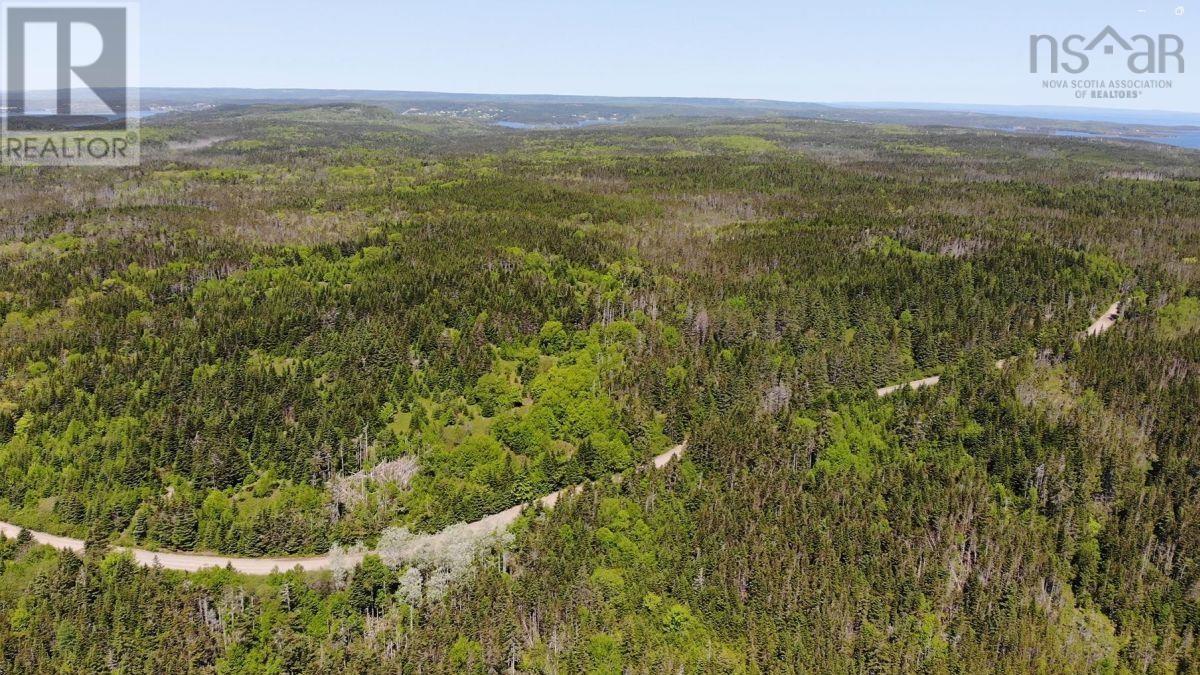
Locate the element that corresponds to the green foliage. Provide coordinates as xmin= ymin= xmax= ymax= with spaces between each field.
xmin=695 ymin=134 xmax=781 ymax=153
xmin=470 ymin=370 xmax=521 ymax=417
xmin=0 ymin=106 xmax=1196 ymax=672
xmin=1157 ymin=295 xmax=1200 ymax=338
xmin=813 ymin=405 xmax=894 ymax=479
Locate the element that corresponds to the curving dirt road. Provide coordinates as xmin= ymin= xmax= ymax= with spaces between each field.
xmin=0 ymin=442 xmax=688 ymax=574
xmin=875 ymin=374 xmax=942 ymax=397
xmin=0 ymin=301 xmax=1122 ymax=573
xmin=877 ymin=300 xmax=1121 ymax=397
xmin=1085 ymin=301 xmax=1122 ymax=337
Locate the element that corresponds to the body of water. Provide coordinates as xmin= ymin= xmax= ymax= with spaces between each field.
xmin=1052 ymin=129 xmax=1200 ymax=149
xmin=0 ymin=109 xmax=165 ymax=119
xmin=494 ymin=118 xmax=623 ymax=130
xmin=1147 ymin=132 xmax=1200 ymax=149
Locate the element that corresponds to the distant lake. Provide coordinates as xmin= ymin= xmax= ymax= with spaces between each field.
xmin=0 ymin=109 xmax=165 ymax=119
xmin=1141 ymin=132 xmax=1200 ymax=149
xmin=1053 ymin=129 xmax=1200 ymax=149
xmin=495 ymin=119 xmax=623 ymax=130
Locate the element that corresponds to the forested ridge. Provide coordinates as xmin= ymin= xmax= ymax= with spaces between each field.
xmin=0 ymin=106 xmax=1197 ymax=672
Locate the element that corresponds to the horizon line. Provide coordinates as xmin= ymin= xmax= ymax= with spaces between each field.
xmin=9 ymin=86 xmax=1200 ymax=123
xmin=12 ymin=85 xmax=1195 ymax=118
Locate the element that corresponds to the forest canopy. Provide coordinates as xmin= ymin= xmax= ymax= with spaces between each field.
xmin=0 ymin=105 xmax=1197 ymax=672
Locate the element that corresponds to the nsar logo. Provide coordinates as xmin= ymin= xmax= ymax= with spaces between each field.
xmin=1030 ymin=25 xmax=1184 ymax=74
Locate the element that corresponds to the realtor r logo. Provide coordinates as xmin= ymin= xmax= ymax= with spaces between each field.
xmin=1 ymin=1 xmax=139 ymax=166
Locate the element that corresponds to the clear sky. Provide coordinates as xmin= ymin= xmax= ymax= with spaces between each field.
xmin=140 ymin=0 xmax=1197 ymax=111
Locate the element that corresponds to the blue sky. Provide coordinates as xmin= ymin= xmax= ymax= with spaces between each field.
xmin=142 ymin=0 xmax=1197 ymax=111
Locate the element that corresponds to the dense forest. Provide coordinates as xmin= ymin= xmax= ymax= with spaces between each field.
xmin=0 ymin=105 xmax=1197 ymax=672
